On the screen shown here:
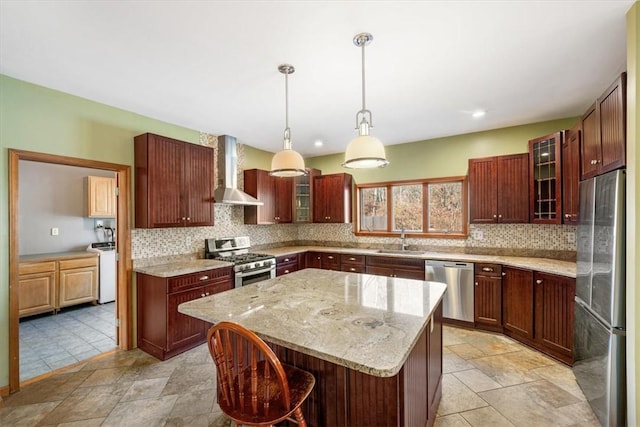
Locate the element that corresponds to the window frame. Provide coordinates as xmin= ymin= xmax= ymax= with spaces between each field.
xmin=354 ymin=175 xmax=468 ymax=238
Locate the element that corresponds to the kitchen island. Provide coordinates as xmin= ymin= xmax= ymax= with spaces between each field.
xmin=179 ymin=268 xmax=447 ymax=427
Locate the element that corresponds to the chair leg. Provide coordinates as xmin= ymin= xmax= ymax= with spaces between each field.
xmin=292 ymin=407 xmax=307 ymax=427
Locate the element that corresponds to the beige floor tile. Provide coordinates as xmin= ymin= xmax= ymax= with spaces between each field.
xmin=453 ymin=369 xmax=502 ymax=392
xmin=530 ymin=364 xmax=586 ymax=401
xmin=555 ymin=401 xmax=601 ymax=426
xmin=57 ymin=418 xmax=106 ymax=426
xmin=169 ymin=390 xmax=216 ymax=417
xmin=120 ymin=377 xmax=170 ymax=402
xmin=80 ymin=367 xmax=128 ymax=387
xmin=448 ymin=343 xmax=487 ymax=360
xmin=434 ymin=413 xmax=473 ymax=427
xmin=101 ymin=394 xmax=179 ymax=427
xmin=36 ymin=392 xmax=121 ymax=425
xmin=459 ymin=406 xmax=515 ymax=427
xmin=443 ymin=350 xmax=476 ymax=374
xmin=0 ymin=402 xmax=59 ymax=426
xmin=165 ymin=412 xmax=231 ymax=427
xmin=469 ymin=353 xmax=542 ymax=387
xmin=437 ymin=373 xmax=489 ymax=416
xmin=443 ymin=328 xmax=467 ymax=346
xmin=478 ymin=380 xmax=583 ymax=426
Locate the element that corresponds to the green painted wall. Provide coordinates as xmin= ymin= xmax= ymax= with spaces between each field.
xmin=307 ymin=117 xmax=579 ymax=183
xmin=242 ymin=145 xmax=273 ymax=170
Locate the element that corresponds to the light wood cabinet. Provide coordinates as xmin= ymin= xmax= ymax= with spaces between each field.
xmin=58 ymin=257 xmax=98 ymax=308
xmin=18 ymin=254 xmax=98 ymax=318
xmin=18 ymin=261 xmax=57 ymax=317
xmin=469 ymin=154 xmax=529 ymax=223
xmin=580 ymin=73 xmax=626 ymax=179
xmin=87 ymin=176 xmax=116 ymax=218
xmin=134 ymin=133 xmax=215 ymax=228
xmin=313 ymin=173 xmax=353 ymax=223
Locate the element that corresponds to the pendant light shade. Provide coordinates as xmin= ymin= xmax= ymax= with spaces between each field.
xmin=270 ymin=64 xmax=307 ymax=177
xmin=343 ymin=32 xmax=389 ymax=169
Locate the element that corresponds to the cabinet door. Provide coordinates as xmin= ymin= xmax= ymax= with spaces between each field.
xmin=394 ymin=268 xmax=426 ymax=280
xmin=244 ymin=169 xmax=275 ymax=224
xmin=294 ymin=168 xmax=320 ymax=223
xmin=136 ymin=134 xmax=185 ymax=228
xmin=18 ymin=271 xmax=57 ymax=317
xmin=534 ymin=272 xmax=575 ymax=361
xmin=184 ymin=144 xmax=214 ymax=226
xmin=580 ymin=104 xmax=600 ymax=180
xmin=502 ymin=267 xmax=534 ymax=340
xmin=274 ymin=176 xmax=293 ymax=223
xmin=87 ymin=176 xmax=116 ymax=218
xmin=365 ymin=265 xmax=394 ymax=277
xmin=497 ymin=153 xmax=529 ymax=223
xmin=529 ymin=133 xmax=562 ymax=224
xmin=321 ymin=253 xmax=341 ymax=271
xmin=305 ymin=252 xmax=322 ymax=269
xmin=562 ymin=125 xmax=580 ymax=224
xmin=468 ymin=157 xmax=498 ymax=223
xmin=598 ymin=73 xmax=626 ymax=174
xmin=167 ymin=288 xmax=207 ymax=352
xmin=474 ymin=276 xmax=502 ymax=326
xmin=313 ymin=174 xmax=352 ymax=223
xmin=59 ymin=266 xmax=98 ymax=308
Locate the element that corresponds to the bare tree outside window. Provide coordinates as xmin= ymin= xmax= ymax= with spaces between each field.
xmin=428 ymin=182 xmax=463 ymax=233
xmin=360 ymin=187 xmax=387 ymax=231
xmin=392 ymin=185 xmax=422 ymax=231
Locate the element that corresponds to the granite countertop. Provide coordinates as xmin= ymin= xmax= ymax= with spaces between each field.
xmin=178 ymin=268 xmax=447 ymax=378
xmin=19 ymin=251 xmax=98 ymax=262
xmin=134 ymin=259 xmax=233 ymax=277
xmin=262 ymin=246 xmax=576 ymax=278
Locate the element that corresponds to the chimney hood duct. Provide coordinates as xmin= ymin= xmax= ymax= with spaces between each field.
xmin=214 ymin=135 xmax=263 ymax=206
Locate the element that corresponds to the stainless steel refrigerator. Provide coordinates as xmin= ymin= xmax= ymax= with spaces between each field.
xmin=573 ymin=169 xmax=626 ymax=426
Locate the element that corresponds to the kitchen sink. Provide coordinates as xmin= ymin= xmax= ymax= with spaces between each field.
xmin=376 ymin=249 xmax=425 ymax=255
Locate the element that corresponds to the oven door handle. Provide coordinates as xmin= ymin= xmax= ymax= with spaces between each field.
xmin=236 ymin=265 xmax=275 ymax=278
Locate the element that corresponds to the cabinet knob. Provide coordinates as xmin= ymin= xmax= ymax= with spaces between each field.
xmin=201 ymin=293 xmax=206 ymax=298
xmin=199 ymin=275 xmax=209 ymax=281
xmin=565 ymin=214 xmax=569 ymax=218
xmin=482 ymin=267 xmax=493 ymax=272
xmin=181 ymin=217 xmax=186 ymax=221
xmin=502 ymin=272 xmax=506 ymax=276
xmin=493 ymin=214 xmax=497 ymax=218
xmin=186 ymin=217 xmax=190 ymax=221
xmin=536 ymin=279 xmax=543 ymax=285
xmin=284 ymin=270 xmax=290 ymax=274
xmin=498 ymin=214 xmax=502 ymax=218
xmin=350 ymin=267 xmax=356 ymax=271
xmin=349 ymin=257 xmax=356 ymax=261
xmin=475 ymin=282 xmax=478 ymax=286
xmin=328 ymin=256 xmax=334 ymax=259
xmin=206 ymin=292 xmax=210 ymax=296
xmin=284 ymin=258 xmax=290 ymax=262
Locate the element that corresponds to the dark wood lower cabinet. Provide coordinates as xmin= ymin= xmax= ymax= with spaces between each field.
xmin=137 ymin=266 xmax=233 ymax=360
xmin=276 ymin=254 xmax=299 ymax=276
xmin=502 ymin=267 xmax=534 ymax=340
xmin=474 ymin=264 xmax=502 ymax=331
xmin=365 ymin=256 xmax=425 ymax=280
xmin=534 ymin=272 xmax=575 ymax=365
xmin=272 ymin=303 xmax=443 ymax=427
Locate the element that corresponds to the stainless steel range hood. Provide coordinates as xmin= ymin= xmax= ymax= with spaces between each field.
xmin=214 ymin=135 xmax=263 ymax=206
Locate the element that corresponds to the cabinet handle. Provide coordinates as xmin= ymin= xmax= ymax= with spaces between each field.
xmin=482 ymin=267 xmax=493 ymax=272
xmin=349 ymin=257 xmax=356 ymax=261
xmin=328 ymin=256 xmax=334 ymax=259
xmin=350 ymin=267 xmax=356 ymax=271
xmin=284 ymin=270 xmax=290 ymax=274
xmin=181 ymin=217 xmax=186 ymax=221
xmin=186 ymin=217 xmax=190 ymax=221
xmin=206 ymin=292 xmax=210 ymax=296
xmin=199 ymin=275 xmax=209 ymax=281
xmin=536 ymin=279 xmax=543 ymax=285
xmin=565 ymin=214 xmax=570 ymax=218
xmin=284 ymin=258 xmax=290 ymax=262
xmin=201 ymin=293 xmax=206 ymax=298
xmin=493 ymin=214 xmax=497 ymax=218
xmin=475 ymin=282 xmax=479 ymax=286
xmin=502 ymin=272 xmax=506 ymax=276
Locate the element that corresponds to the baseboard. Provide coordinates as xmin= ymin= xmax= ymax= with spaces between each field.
xmin=0 ymin=384 xmax=9 ymax=399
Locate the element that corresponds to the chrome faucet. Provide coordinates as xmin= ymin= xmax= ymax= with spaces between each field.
xmin=400 ymin=227 xmax=408 ymax=251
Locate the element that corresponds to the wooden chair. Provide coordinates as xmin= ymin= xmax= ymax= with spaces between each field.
xmin=207 ymin=322 xmax=315 ymax=427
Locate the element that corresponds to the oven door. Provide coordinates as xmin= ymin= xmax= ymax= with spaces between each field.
xmin=235 ymin=266 xmax=276 ymax=288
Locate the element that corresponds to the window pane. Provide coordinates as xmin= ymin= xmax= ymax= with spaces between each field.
xmin=392 ymin=184 xmax=422 ymax=231
xmin=360 ymin=187 xmax=387 ymax=231
xmin=428 ymin=182 xmax=463 ymax=233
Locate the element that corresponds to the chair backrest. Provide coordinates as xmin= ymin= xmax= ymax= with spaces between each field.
xmin=207 ymin=322 xmax=291 ymax=420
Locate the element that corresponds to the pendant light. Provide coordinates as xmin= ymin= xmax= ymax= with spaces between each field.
xmin=270 ymin=64 xmax=307 ymax=177
xmin=343 ymin=32 xmax=389 ymax=169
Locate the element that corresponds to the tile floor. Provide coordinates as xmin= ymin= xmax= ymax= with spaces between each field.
xmin=1 ymin=325 xmax=599 ymax=426
xmin=19 ymin=303 xmax=117 ymax=381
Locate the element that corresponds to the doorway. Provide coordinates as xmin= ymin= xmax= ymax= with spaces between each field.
xmin=8 ymin=149 xmax=132 ymax=393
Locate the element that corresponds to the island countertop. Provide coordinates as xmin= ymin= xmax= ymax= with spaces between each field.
xmin=178 ymin=268 xmax=446 ymax=378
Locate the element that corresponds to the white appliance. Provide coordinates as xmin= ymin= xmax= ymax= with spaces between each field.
xmin=87 ymin=242 xmax=116 ymax=304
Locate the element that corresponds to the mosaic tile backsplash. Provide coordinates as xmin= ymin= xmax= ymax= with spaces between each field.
xmin=132 ymin=204 xmax=576 ymax=260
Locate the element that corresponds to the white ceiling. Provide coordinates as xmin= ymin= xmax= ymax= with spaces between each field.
xmin=0 ymin=1 xmax=634 ymax=157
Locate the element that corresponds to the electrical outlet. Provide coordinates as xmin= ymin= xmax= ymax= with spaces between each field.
xmin=50 ymin=227 xmax=59 ymax=236
xmin=473 ymin=230 xmax=484 ymax=240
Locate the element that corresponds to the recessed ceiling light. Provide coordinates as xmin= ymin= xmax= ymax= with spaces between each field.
xmin=314 ymin=140 xmax=323 ymax=147
xmin=472 ymin=110 xmax=486 ymax=118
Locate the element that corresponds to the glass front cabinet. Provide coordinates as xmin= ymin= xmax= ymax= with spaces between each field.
xmin=294 ymin=168 xmax=321 ymax=223
xmin=529 ymin=132 xmax=563 ymax=224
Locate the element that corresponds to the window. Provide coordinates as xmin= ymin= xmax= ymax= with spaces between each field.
xmin=356 ymin=176 xmax=468 ymax=238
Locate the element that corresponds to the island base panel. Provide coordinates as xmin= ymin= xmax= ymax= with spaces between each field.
xmin=270 ymin=303 xmax=443 ymax=427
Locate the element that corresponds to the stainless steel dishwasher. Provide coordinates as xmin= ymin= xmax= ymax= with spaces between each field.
xmin=425 ymin=260 xmax=475 ymax=323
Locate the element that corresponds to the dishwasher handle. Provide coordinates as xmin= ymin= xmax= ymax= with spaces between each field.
xmin=425 ymin=260 xmax=474 ymax=270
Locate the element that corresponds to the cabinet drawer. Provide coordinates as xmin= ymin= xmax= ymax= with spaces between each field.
xmin=19 ymin=261 xmax=56 ymax=275
xmin=475 ymin=263 xmax=502 ymax=277
xmin=341 ymin=265 xmax=365 ymax=274
xmin=168 ymin=267 xmax=232 ymax=293
xmin=59 ymin=257 xmax=98 ymax=270
xmin=366 ymin=256 xmax=424 ymax=269
xmin=276 ymin=254 xmax=299 ymax=264
xmin=322 ymin=253 xmax=340 ymax=267
xmin=277 ymin=264 xmax=299 ymax=276
xmin=340 ymin=254 xmax=365 ymax=266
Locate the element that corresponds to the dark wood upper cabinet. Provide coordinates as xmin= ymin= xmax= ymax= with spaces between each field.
xmin=562 ymin=124 xmax=580 ymax=224
xmin=134 ymin=133 xmax=214 ymax=228
xmin=243 ymin=169 xmax=293 ymax=224
xmin=529 ymin=132 xmax=562 ymax=224
xmin=293 ymin=168 xmax=321 ymax=223
xmin=502 ymin=266 xmax=534 ymax=340
xmin=469 ymin=154 xmax=529 ymax=223
xmin=313 ymin=173 xmax=353 ymax=223
xmin=581 ymin=73 xmax=627 ymax=180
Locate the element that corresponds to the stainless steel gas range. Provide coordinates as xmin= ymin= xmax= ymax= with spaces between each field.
xmin=204 ymin=236 xmax=275 ymax=288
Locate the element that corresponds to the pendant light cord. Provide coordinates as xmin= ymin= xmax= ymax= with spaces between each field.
xmin=361 ymin=38 xmax=366 ymax=112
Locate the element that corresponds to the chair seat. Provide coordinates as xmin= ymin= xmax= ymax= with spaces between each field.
xmin=219 ymin=360 xmax=315 ymax=425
